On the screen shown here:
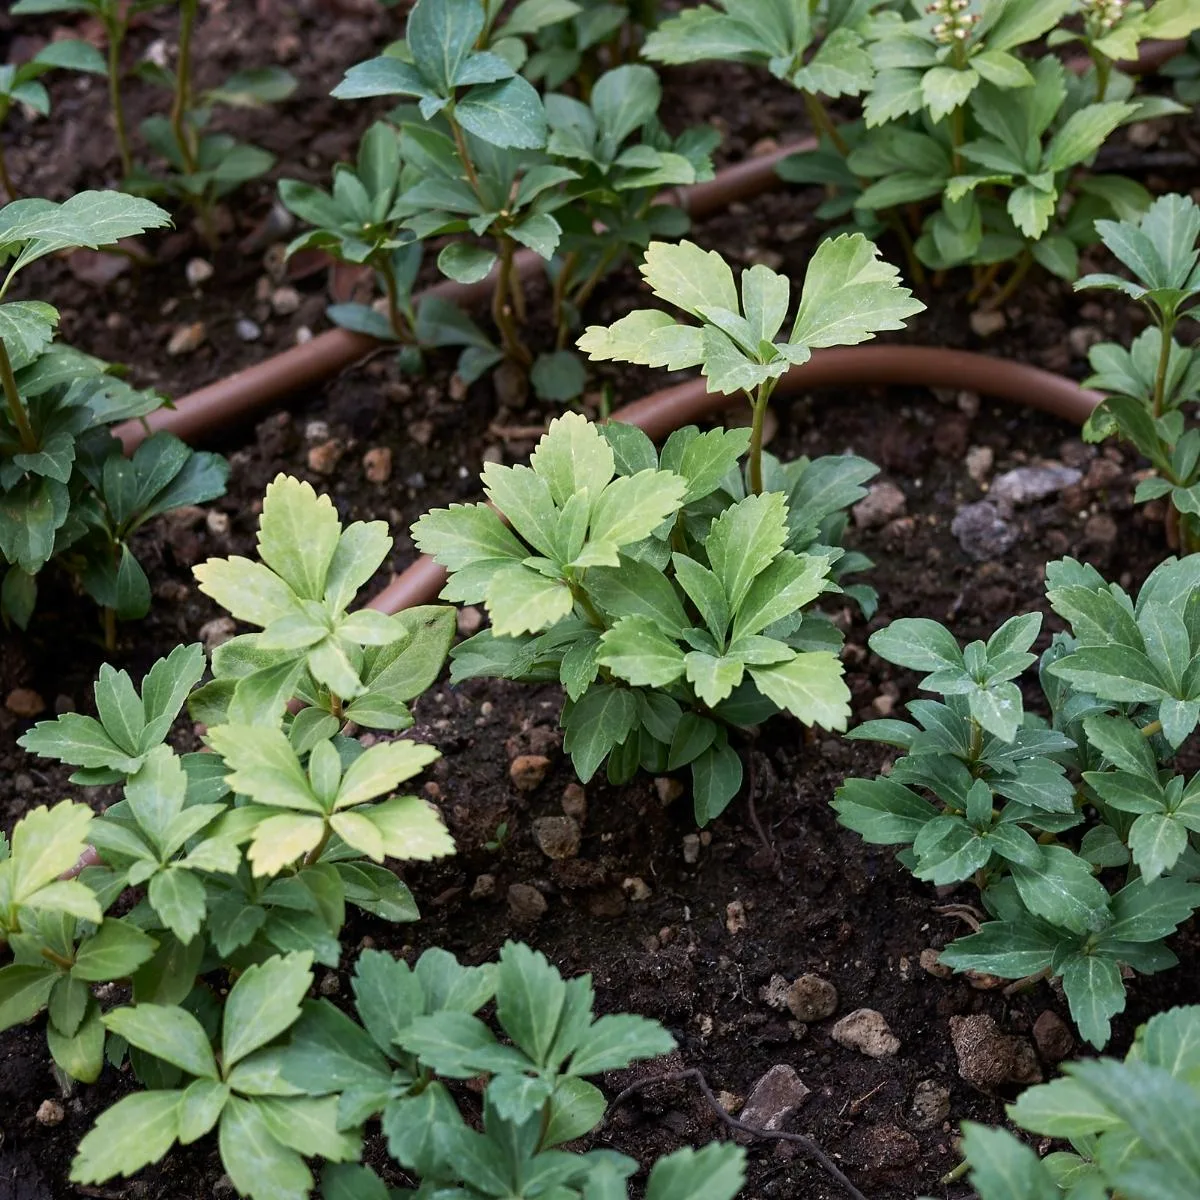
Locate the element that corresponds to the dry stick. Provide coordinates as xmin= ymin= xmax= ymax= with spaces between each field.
xmin=605 ymin=1067 xmax=869 ymax=1200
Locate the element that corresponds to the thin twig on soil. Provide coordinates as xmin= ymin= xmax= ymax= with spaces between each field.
xmin=604 ymin=1067 xmax=870 ymax=1200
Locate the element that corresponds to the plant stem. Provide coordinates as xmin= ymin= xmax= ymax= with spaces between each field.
xmin=380 ymin=259 xmax=411 ymax=342
xmin=41 ymin=946 xmax=75 ymax=971
xmin=303 ymin=822 xmax=333 ymax=867
xmin=447 ymin=111 xmax=484 ymax=199
xmin=571 ymin=245 xmax=620 ymax=314
xmin=492 ymin=236 xmax=532 ymax=367
xmin=966 ymin=260 xmax=1003 ymax=306
xmin=801 ymin=90 xmax=848 ymax=156
xmin=0 ymin=337 xmax=36 ymax=452
xmin=552 ymin=252 xmax=578 ymax=348
xmin=988 ymin=250 xmax=1032 ymax=310
xmin=570 ymin=579 xmax=606 ymax=630
xmin=171 ymin=0 xmax=200 ymax=176
xmin=1152 ymin=319 xmax=1175 ymax=419
xmin=968 ymin=718 xmax=984 ymax=763
xmin=1141 ymin=719 xmax=1163 ymax=739
xmin=105 ymin=14 xmax=133 ymax=178
xmin=747 ymin=379 xmax=777 ymax=496
xmin=885 ymin=214 xmax=926 ymax=289
xmin=0 ymin=140 xmax=17 ymax=201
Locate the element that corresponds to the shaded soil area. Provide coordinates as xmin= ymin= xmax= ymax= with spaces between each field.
xmin=4 ymin=5 xmax=1200 ymax=1200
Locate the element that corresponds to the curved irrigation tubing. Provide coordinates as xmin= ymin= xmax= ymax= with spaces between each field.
xmin=110 ymin=36 xmax=1185 ymax=455
xmin=364 ymin=347 xmax=1102 ymax=612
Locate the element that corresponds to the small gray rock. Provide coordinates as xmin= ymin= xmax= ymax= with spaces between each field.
xmin=198 ymin=616 xmax=237 ymax=651
xmin=951 ymin=500 xmax=1017 ymax=561
xmin=736 ymin=1064 xmax=810 ymax=1141
xmin=786 ymin=974 xmax=838 ymax=1022
xmin=831 ymin=1008 xmax=900 ymax=1058
xmin=853 ymin=482 xmax=907 ymax=530
xmin=235 ymin=318 xmax=262 ymax=342
xmin=907 ymin=1080 xmax=951 ymax=1130
xmin=990 ymin=464 xmax=1081 ymax=507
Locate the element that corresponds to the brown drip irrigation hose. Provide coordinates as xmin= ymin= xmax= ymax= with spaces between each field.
xmin=364 ymin=346 xmax=1103 ymax=613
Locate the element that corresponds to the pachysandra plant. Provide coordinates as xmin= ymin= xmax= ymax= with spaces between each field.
xmin=1074 ymin=192 xmax=1200 ymax=552
xmin=0 ymin=35 xmax=105 ymax=198
xmin=12 ymin=475 xmax=455 ymax=1076
xmin=577 ymin=235 xmax=923 ymax=493
xmin=523 ymin=0 xmax=659 ymax=91
xmin=545 ymin=63 xmax=717 ymax=358
xmin=70 ymin=952 xmax=364 ymax=1200
xmin=191 ymin=474 xmax=455 ymax=730
xmin=1057 ymin=0 xmax=1200 ymax=101
xmin=415 ymin=410 xmax=880 ymax=824
xmin=125 ymin=0 xmax=297 ymax=243
xmin=12 ymin=0 xmax=176 ymax=177
xmin=947 ymin=1004 xmax=1200 ymax=1200
xmin=69 ymin=942 xmax=746 ymax=1200
xmin=835 ymin=556 xmax=1200 ymax=1048
xmin=276 ymin=941 xmax=747 ymax=1200
xmin=643 ymin=0 xmax=878 ymax=149
xmin=278 ymin=121 xmax=422 ymax=350
xmin=0 ymin=800 xmax=158 ymax=1084
xmin=0 ymin=190 xmax=228 ymax=639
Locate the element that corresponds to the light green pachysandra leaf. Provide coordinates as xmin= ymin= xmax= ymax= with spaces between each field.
xmin=644 ymin=1143 xmax=747 ymax=1200
xmin=412 ymin=503 xmax=527 ymax=572
xmin=641 ymin=5 xmax=767 ymax=66
xmin=124 ymin=745 xmax=189 ymax=856
xmin=482 ymin=462 xmax=559 ymax=557
xmin=640 ymin=239 xmax=738 ymax=319
xmin=247 ymin=814 xmax=325 ymax=876
xmin=587 ymin=470 xmax=687 ymax=549
xmin=495 ymin=941 xmax=567 ymax=1067
xmin=832 ymin=776 xmax=940 ymax=844
xmin=193 ymin=557 xmax=297 ymax=627
xmin=70 ymin=1091 xmax=182 ymax=1186
xmin=71 ymin=919 xmax=157 ymax=982
xmin=684 ymin=651 xmax=745 ymax=707
xmin=205 ymin=726 xmax=321 ymax=812
xmin=0 ymin=300 xmax=59 ymax=370
xmin=335 ymin=740 xmax=440 ymax=809
xmin=177 ymin=1078 xmax=231 ymax=1145
xmin=958 ymin=1123 xmax=1059 ymax=1200
xmin=148 ymin=867 xmax=208 ymax=943
xmin=585 ymin=560 xmax=690 ymax=637
xmin=732 ymin=551 xmax=831 ymax=640
xmin=529 ymin=412 xmax=615 ymax=507
xmin=257 ymin=475 xmax=342 ymax=602
xmin=0 ymin=964 xmax=58 ymax=1031
xmin=790 ymin=233 xmax=923 ymax=350
xmin=740 ymin=262 xmax=790 ymax=344
xmin=140 ymin=642 xmax=206 ymax=748
xmin=361 ymin=795 xmax=455 ymax=861
xmin=5 ymin=800 xmax=96 ymax=905
xmin=103 ymin=1003 xmax=219 ymax=1080
xmin=218 ymin=1097 xmax=313 ymax=1200
xmin=706 ymin=491 xmax=788 ymax=610
xmin=323 ymin=520 xmax=392 ymax=612
xmin=485 ymin=564 xmax=573 ymax=636
xmin=1008 ymin=1076 xmax=1123 ymax=1139
xmin=576 ymin=309 xmax=705 ymax=371
xmin=222 ymin=953 xmax=314 ymax=1068
xmin=16 ymin=713 xmax=135 ymax=773
xmin=568 ymin=1011 xmax=675 ymax=1075
xmin=869 ymin=617 xmax=964 ymax=673
xmin=749 ymin=652 xmax=851 ymax=731
xmin=598 ymin=617 xmax=685 ymax=687
xmin=49 ymin=1008 xmax=107 ymax=1085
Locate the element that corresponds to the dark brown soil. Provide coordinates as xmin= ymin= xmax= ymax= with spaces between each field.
xmin=3 ymin=5 xmax=1200 ymax=1200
